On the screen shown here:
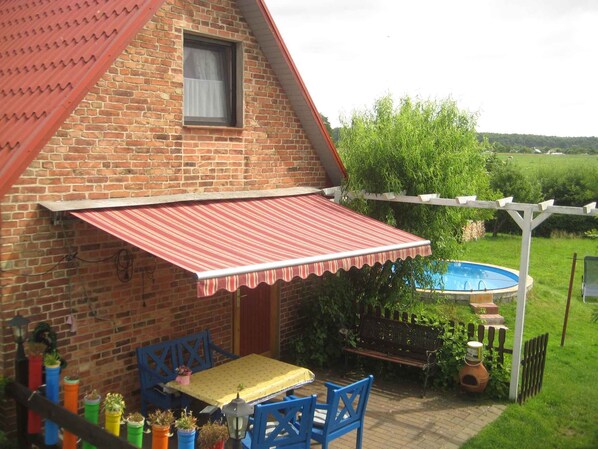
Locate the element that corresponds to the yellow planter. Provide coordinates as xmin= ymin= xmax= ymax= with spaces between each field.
xmin=105 ymin=410 xmax=123 ymax=436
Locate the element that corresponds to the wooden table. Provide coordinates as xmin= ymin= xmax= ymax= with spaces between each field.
xmin=166 ymin=353 xmax=314 ymax=408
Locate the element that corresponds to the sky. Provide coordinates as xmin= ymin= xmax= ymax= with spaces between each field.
xmin=265 ymin=0 xmax=598 ymax=137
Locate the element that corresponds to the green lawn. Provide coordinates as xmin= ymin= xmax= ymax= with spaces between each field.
xmin=460 ymin=235 xmax=598 ymax=449
xmin=497 ymin=153 xmax=598 ymax=174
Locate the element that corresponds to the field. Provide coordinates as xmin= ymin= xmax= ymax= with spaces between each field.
xmin=497 ymin=152 xmax=598 ymax=174
xmin=460 ymin=235 xmax=598 ymax=449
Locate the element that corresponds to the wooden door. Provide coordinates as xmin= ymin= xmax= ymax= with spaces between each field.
xmin=233 ymin=283 xmax=279 ymax=357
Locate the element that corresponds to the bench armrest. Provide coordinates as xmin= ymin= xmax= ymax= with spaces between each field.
xmin=209 ymin=342 xmax=239 ymax=361
xmin=425 ymin=348 xmax=439 ymax=365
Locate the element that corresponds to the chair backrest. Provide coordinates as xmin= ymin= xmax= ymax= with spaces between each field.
xmin=584 ymin=256 xmax=598 ymax=286
xmin=176 ymin=331 xmax=213 ymax=373
xmin=136 ymin=340 xmax=179 ymax=390
xmin=250 ymin=395 xmax=317 ymax=449
xmin=321 ymin=375 xmax=373 ymax=435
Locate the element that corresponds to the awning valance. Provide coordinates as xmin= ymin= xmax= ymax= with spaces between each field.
xmin=70 ymin=193 xmax=431 ymax=296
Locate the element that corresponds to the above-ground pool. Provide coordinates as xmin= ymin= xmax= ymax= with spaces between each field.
xmin=416 ymin=261 xmax=533 ymax=304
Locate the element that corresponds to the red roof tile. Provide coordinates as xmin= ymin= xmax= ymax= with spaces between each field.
xmin=0 ymin=0 xmax=165 ymax=197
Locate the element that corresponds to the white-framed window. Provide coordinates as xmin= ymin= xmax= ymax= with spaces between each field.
xmin=184 ymin=35 xmax=239 ymax=126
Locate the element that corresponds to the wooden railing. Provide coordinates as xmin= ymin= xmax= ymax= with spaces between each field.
xmin=6 ymin=382 xmax=136 ymax=449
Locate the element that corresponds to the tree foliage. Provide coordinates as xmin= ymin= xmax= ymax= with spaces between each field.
xmin=487 ymin=156 xmax=543 ymax=235
xmin=338 ymin=95 xmax=493 ymax=261
xmin=480 ymin=132 xmax=598 ymax=154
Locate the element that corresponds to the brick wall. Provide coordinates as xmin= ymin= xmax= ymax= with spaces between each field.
xmin=1 ymin=0 xmax=327 ymax=429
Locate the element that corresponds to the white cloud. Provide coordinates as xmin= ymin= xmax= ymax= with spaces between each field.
xmin=265 ymin=0 xmax=598 ymax=136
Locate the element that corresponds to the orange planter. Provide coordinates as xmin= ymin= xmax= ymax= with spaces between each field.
xmin=62 ymin=378 xmax=80 ymax=449
xmin=151 ymin=424 xmax=171 ymax=449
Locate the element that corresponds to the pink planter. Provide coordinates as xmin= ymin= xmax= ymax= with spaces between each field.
xmin=176 ymin=375 xmax=190 ymax=385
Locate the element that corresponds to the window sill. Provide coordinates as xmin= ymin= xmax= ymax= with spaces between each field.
xmin=183 ymin=124 xmax=245 ymax=132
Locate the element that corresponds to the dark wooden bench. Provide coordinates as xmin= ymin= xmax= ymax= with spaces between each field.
xmin=136 ymin=330 xmax=238 ymax=414
xmin=343 ymin=314 xmax=442 ymax=397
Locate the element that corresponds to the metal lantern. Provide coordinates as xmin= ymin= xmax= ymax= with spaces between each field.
xmin=222 ymin=393 xmax=254 ymax=445
xmin=9 ymin=313 xmax=29 ymax=342
xmin=8 ymin=313 xmax=29 ymax=359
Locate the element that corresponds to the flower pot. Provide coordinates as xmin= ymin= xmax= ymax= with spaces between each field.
xmin=105 ymin=410 xmax=123 ymax=437
xmin=44 ymin=364 xmax=60 ymax=446
xmin=176 ymin=374 xmax=191 ymax=385
xmin=27 ymin=354 xmax=43 ymax=434
xmin=207 ymin=441 xmax=225 ymax=449
xmin=63 ymin=377 xmax=80 ymax=449
xmin=127 ymin=418 xmax=145 ymax=448
xmin=177 ymin=428 xmax=196 ymax=449
xmin=82 ymin=395 xmax=101 ymax=449
xmin=151 ymin=424 xmax=171 ymax=449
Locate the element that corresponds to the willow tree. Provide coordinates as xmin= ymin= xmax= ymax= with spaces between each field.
xmin=337 ymin=95 xmax=494 ymax=306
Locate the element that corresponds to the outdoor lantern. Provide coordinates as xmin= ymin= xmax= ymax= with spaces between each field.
xmin=222 ymin=393 xmax=254 ymax=447
xmin=9 ymin=313 xmax=30 ymax=358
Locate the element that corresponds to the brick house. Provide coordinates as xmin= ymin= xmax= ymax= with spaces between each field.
xmin=0 ymin=0 xmax=431 ymax=430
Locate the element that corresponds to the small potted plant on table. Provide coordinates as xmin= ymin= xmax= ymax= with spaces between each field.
xmin=148 ymin=409 xmax=175 ymax=449
xmin=198 ymin=420 xmax=229 ymax=449
xmin=175 ymin=408 xmax=198 ymax=449
xmin=103 ymin=392 xmax=126 ymax=437
xmin=175 ymin=365 xmax=192 ymax=385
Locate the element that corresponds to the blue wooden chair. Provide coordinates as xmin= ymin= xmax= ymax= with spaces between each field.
xmin=241 ymin=395 xmax=317 ymax=449
xmin=310 ymin=375 xmax=373 ymax=449
xmin=136 ymin=341 xmax=189 ymax=415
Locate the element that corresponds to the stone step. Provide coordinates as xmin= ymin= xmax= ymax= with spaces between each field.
xmin=479 ymin=314 xmax=505 ymax=325
xmin=484 ymin=324 xmax=509 ymax=331
xmin=470 ymin=303 xmax=499 ymax=314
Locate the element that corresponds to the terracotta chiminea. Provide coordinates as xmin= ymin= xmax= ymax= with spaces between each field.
xmin=459 ymin=341 xmax=489 ymax=393
xmin=459 ymin=362 xmax=489 ymax=393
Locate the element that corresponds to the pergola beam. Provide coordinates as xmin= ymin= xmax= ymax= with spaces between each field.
xmin=348 ymin=191 xmax=598 ymax=217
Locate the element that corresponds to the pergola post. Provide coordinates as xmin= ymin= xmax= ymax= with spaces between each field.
xmin=508 ymin=207 xmax=533 ymax=401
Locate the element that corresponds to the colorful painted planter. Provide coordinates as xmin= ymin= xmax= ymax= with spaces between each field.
xmin=177 ymin=428 xmax=196 ymax=449
xmin=62 ymin=377 xmax=80 ymax=449
xmin=43 ymin=364 xmax=60 ymax=446
xmin=151 ymin=424 xmax=171 ymax=449
xmin=82 ymin=394 xmax=101 ymax=449
xmin=126 ymin=417 xmax=145 ymax=448
xmin=27 ymin=354 xmax=43 ymax=434
xmin=105 ymin=410 xmax=123 ymax=437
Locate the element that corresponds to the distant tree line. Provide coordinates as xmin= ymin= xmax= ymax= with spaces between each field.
xmin=478 ymin=132 xmax=598 ymax=155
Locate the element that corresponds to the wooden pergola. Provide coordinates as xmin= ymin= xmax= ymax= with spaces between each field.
xmin=328 ymin=187 xmax=597 ymax=401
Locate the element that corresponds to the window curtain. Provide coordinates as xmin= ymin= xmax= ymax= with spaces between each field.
xmin=184 ymin=46 xmax=229 ymax=122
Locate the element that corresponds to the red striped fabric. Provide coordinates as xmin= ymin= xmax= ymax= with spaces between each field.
xmin=71 ymin=194 xmax=431 ymax=296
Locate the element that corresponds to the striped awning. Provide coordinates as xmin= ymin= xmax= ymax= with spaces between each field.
xmin=70 ymin=193 xmax=431 ymax=296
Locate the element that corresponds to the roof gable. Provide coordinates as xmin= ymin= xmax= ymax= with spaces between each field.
xmin=0 ymin=0 xmax=345 ymax=197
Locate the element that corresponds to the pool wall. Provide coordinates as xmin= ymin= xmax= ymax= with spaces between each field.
xmin=416 ymin=261 xmax=534 ymax=304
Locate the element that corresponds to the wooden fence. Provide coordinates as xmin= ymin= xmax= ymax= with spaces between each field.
xmin=518 ymin=333 xmax=549 ymax=404
xmin=359 ymin=304 xmax=512 ymax=365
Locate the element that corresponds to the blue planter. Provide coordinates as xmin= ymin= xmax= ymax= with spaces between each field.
xmin=177 ymin=428 xmax=197 ymax=449
xmin=44 ymin=365 xmax=60 ymax=446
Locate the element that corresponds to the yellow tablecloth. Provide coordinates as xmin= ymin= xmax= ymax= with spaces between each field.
xmin=166 ymin=354 xmax=315 ymax=408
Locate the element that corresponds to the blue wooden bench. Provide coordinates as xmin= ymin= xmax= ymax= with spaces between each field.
xmin=136 ymin=330 xmax=238 ymax=414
